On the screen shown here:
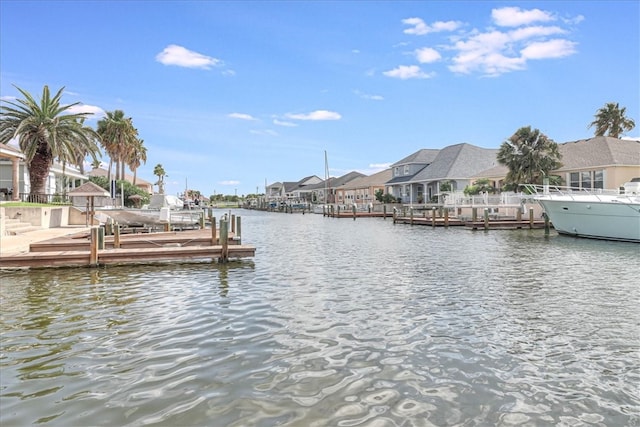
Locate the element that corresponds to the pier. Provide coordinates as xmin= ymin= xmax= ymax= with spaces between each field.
xmin=0 ymin=216 xmax=255 ymax=269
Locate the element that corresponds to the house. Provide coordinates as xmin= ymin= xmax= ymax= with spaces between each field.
xmin=471 ymin=136 xmax=640 ymax=191
xmin=88 ymin=167 xmax=154 ymax=194
xmin=386 ymin=149 xmax=440 ymax=203
xmin=553 ymin=136 xmax=640 ymax=189
xmin=0 ymin=143 xmax=24 ymax=201
xmin=334 ymin=168 xmax=392 ymax=206
xmin=305 ymin=171 xmax=366 ymax=204
xmin=0 ymin=143 xmax=88 ymax=201
xmin=265 ymin=176 xmax=322 ymax=203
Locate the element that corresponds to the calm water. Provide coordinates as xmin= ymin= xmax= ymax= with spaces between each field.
xmin=1 ymin=209 xmax=639 ymax=427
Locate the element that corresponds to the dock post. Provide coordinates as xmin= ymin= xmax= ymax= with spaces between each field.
xmin=516 ymin=208 xmax=522 ymax=223
xmin=231 ymin=214 xmax=236 ymax=233
xmin=219 ymin=219 xmax=229 ymax=263
xmin=236 ymin=216 xmax=242 ymax=243
xmin=484 ymin=208 xmax=489 ymax=230
xmin=472 ymin=207 xmax=477 ymax=222
xmin=211 ymin=217 xmax=217 ymax=245
xmin=393 ymin=208 xmax=397 ymax=223
xmin=337 ymin=205 xmax=341 ymax=217
xmin=544 ymin=213 xmax=550 ymax=235
xmin=90 ymin=227 xmax=99 ymax=266
xmin=444 ymin=208 xmax=449 ymax=227
xmin=383 ymin=205 xmax=387 ymax=219
xmin=410 ymin=207 xmax=414 ymax=225
xmin=352 ymin=204 xmax=356 ymax=220
xmin=98 ymin=226 xmax=105 ymax=250
xmin=529 ymin=207 xmax=534 ymax=229
xmin=114 ymin=223 xmax=121 ymax=248
xmin=431 ymin=207 xmax=436 ymax=227
xmin=200 ymin=212 xmax=205 ymax=229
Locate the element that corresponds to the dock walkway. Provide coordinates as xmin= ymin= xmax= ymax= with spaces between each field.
xmin=0 ymin=228 xmax=255 ymax=269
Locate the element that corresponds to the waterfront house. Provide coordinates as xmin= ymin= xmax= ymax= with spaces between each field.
xmin=0 ymin=143 xmax=24 ymax=201
xmin=553 ymin=136 xmax=640 ymax=189
xmin=386 ymin=149 xmax=440 ymax=203
xmin=334 ymin=168 xmax=392 ymax=207
xmin=388 ymin=144 xmax=498 ymax=204
xmin=0 ymin=142 xmax=88 ymax=202
xmin=470 ymin=136 xmax=640 ymax=191
xmin=305 ymin=171 xmax=366 ymax=204
xmin=266 ymin=176 xmax=322 ymax=204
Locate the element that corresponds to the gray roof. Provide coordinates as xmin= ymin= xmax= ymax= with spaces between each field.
xmin=305 ymin=171 xmax=366 ymax=190
xmin=555 ymin=136 xmax=640 ymax=170
xmin=341 ymin=169 xmax=392 ymax=190
xmin=69 ymin=181 xmax=110 ymax=197
xmin=410 ymin=143 xmax=499 ymax=182
xmin=391 ymin=149 xmax=440 ymax=167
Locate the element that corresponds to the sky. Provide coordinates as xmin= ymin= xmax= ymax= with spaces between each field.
xmin=1 ymin=1 xmax=638 ymax=198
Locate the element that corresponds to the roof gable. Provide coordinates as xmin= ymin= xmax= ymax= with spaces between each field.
xmin=391 ymin=149 xmax=440 ymax=167
xmin=412 ymin=143 xmax=499 ymax=181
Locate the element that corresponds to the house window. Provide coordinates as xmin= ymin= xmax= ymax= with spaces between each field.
xmin=570 ymin=170 xmax=604 ymax=190
xmin=581 ymin=171 xmax=591 ymax=189
xmin=594 ymin=170 xmax=604 ymax=189
xmin=570 ymin=172 xmax=580 ymax=189
xmin=394 ymin=167 xmax=400 ymax=177
xmin=404 ymin=165 xmax=410 ymax=175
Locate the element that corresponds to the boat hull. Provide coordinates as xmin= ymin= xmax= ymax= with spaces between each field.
xmin=537 ymin=197 xmax=640 ymax=242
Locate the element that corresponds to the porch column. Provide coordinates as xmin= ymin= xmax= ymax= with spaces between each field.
xmin=11 ymin=158 xmax=20 ymax=201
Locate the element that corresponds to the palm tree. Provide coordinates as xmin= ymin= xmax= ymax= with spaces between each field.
xmin=589 ymin=102 xmax=636 ymax=138
xmin=0 ymin=85 xmax=101 ymax=200
xmin=497 ymin=126 xmax=562 ymax=190
xmin=153 ymin=163 xmax=167 ymax=194
xmin=97 ymin=110 xmax=138 ymax=183
xmin=127 ymin=138 xmax=147 ymax=185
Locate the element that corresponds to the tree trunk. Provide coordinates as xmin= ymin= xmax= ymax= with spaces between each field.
xmin=29 ymin=145 xmax=53 ymax=202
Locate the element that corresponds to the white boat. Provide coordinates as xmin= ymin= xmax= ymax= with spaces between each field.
xmin=525 ymin=183 xmax=640 ymax=242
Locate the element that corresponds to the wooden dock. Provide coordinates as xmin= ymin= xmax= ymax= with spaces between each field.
xmin=0 ymin=228 xmax=256 ymax=269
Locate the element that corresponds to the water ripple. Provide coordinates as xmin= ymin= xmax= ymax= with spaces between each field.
xmin=1 ymin=211 xmax=639 ymax=426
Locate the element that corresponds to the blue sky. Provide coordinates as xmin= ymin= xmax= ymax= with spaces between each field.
xmin=1 ymin=1 xmax=638 ymax=197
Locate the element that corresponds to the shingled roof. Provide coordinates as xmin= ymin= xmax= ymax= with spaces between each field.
xmin=410 ymin=143 xmax=499 ymax=182
xmin=555 ymin=136 xmax=640 ymax=170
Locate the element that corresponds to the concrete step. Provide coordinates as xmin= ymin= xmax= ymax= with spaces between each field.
xmin=3 ymin=219 xmax=42 ymax=235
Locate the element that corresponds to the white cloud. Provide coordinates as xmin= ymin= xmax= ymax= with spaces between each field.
xmin=492 ymin=7 xmax=555 ymax=27
xmin=284 ymin=110 xmax=342 ymax=120
xmin=415 ymin=47 xmax=441 ymax=63
xmin=156 ymin=44 xmax=222 ymax=69
xmin=354 ymin=90 xmax=384 ymax=101
xmin=383 ymin=65 xmax=434 ymax=79
xmin=228 ymin=112 xmax=257 ymax=120
xmin=250 ymin=129 xmax=278 ymax=136
xmin=67 ymin=104 xmax=105 ymax=118
xmin=521 ymin=39 xmax=577 ymax=59
xmin=403 ymin=17 xmax=462 ymax=35
xmin=509 ymin=25 xmax=566 ymax=41
xmin=273 ymin=119 xmax=297 ymax=127
xmin=219 ymin=180 xmax=240 ymax=186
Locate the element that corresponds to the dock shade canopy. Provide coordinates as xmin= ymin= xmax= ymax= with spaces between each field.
xmin=68 ymin=182 xmax=111 ymax=226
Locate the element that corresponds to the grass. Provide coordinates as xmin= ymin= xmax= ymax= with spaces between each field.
xmin=0 ymin=202 xmax=69 ymax=207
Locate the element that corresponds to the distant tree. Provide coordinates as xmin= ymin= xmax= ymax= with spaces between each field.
xmin=126 ymin=138 xmax=147 ymax=185
xmin=497 ymin=126 xmax=562 ymax=190
xmin=589 ymin=102 xmax=636 ymax=138
xmin=97 ymin=110 xmax=138 ymax=183
xmin=464 ymin=178 xmax=496 ymax=196
xmin=0 ymin=85 xmax=100 ymax=200
xmin=153 ymin=163 xmax=167 ymax=194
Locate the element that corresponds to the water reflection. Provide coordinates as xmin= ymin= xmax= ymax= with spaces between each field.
xmin=1 ymin=211 xmax=638 ymax=426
